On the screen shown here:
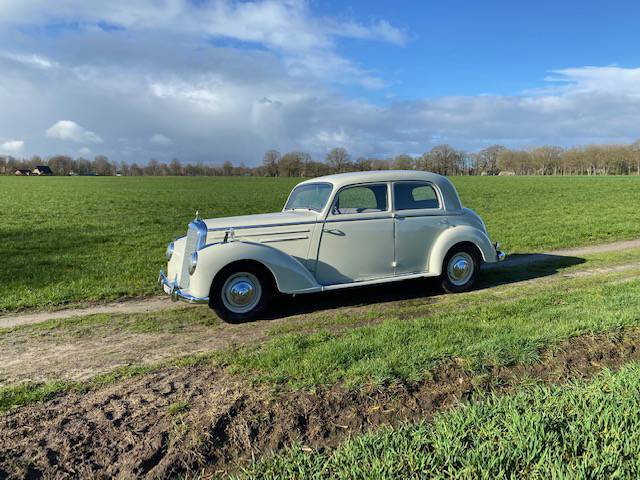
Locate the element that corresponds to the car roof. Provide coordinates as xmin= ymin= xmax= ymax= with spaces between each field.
xmin=295 ymin=170 xmax=463 ymax=211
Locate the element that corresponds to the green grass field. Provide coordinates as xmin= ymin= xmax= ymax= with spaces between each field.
xmin=2 ymin=175 xmax=640 ymax=311
xmin=237 ymin=364 xmax=640 ymax=479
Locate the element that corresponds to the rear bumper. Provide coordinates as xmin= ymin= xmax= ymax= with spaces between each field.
xmin=158 ymin=270 xmax=209 ymax=304
xmin=494 ymin=242 xmax=506 ymax=262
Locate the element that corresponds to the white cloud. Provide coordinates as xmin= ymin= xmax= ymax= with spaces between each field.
xmin=0 ymin=0 xmax=404 ymax=88
xmin=0 ymin=51 xmax=58 ymax=69
xmin=0 ymin=140 xmax=25 ymax=153
xmin=331 ymin=19 xmax=408 ymax=46
xmin=46 ymin=120 xmax=103 ymax=143
xmin=79 ymin=146 xmax=91 ymax=156
xmin=149 ymin=133 xmax=172 ymax=145
xmin=0 ymin=2 xmax=639 ymax=163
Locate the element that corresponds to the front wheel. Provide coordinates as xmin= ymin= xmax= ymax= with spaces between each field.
xmin=440 ymin=246 xmax=480 ymax=293
xmin=209 ymin=264 xmax=272 ymax=323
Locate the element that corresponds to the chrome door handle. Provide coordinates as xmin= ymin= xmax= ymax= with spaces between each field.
xmin=324 ymin=228 xmax=345 ymax=236
xmin=438 ymin=219 xmax=449 ymax=225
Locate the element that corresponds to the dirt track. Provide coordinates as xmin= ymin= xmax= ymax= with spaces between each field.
xmin=3 ymin=240 xmax=640 ymax=387
xmin=2 ymin=237 xmax=640 ymax=330
xmin=1 ymin=329 xmax=639 ymax=478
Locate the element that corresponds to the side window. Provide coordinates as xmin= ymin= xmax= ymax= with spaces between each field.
xmin=332 ymin=184 xmax=388 ymax=215
xmin=394 ymin=182 xmax=440 ymax=210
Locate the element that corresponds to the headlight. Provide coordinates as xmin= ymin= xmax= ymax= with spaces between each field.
xmin=166 ymin=242 xmax=174 ymax=261
xmin=188 ymin=251 xmax=198 ymax=275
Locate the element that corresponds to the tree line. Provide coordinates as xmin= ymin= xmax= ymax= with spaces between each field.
xmin=2 ymin=141 xmax=640 ymax=177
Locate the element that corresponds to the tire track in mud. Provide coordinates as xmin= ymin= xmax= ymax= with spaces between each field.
xmin=1 ymin=328 xmax=640 ymax=478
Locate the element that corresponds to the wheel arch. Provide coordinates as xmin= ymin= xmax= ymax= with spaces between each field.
xmin=428 ymin=226 xmax=496 ymax=275
xmin=209 ymin=259 xmax=277 ymax=298
xmin=187 ymin=240 xmax=322 ymax=298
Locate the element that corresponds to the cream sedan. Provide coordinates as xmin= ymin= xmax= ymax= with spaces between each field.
xmin=159 ymin=170 xmax=505 ymax=321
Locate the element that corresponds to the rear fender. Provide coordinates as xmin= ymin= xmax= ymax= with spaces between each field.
xmin=428 ymin=226 xmax=497 ymax=275
xmin=187 ymin=241 xmax=321 ymax=297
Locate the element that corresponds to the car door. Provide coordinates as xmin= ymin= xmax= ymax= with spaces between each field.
xmin=315 ymin=183 xmax=394 ymax=285
xmin=393 ymin=181 xmax=449 ymax=275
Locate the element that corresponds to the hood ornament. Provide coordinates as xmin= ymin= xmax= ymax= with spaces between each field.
xmin=223 ymin=227 xmax=235 ymax=243
xmin=194 ymin=210 xmax=200 ymax=221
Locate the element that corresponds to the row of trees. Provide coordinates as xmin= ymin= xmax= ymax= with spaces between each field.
xmin=3 ymin=141 xmax=640 ymax=177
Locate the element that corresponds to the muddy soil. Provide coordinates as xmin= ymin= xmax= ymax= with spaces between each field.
xmin=1 ymin=328 xmax=639 ymax=479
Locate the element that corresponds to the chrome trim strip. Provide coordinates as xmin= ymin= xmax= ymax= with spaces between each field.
xmin=259 ymin=235 xmax=309 ymax=244
xmin=321 ymin=271 xmax=438 ymax=291
xmin=324 ymin=215 xmax=393 ymax=223
xmin=158 ymin=270 xmax=209 ymax=304
xmin=207 ymin=220 xmax=317 ymax=232
xmin=238 ymin=229 xmax=311 ymax=238
xmin=391 ymin=210 xmax=458 ymax=219
xmin=204 ymin=210 xmax=462 ymax=232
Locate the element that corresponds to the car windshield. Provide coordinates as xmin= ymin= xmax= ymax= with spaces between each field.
xmin=284 ymin=182 xmax=333 ymax=212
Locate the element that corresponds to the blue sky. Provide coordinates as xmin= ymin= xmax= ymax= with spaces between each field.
xmin=1 ymin=0 xmax=639 ymax=164
xmin=327 ymin=0 xmax=640 ymax=99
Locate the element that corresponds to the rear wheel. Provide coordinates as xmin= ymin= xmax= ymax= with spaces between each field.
xmin=440 ymin=245 xmax=480 ymax=293
xmin=210 ymin=263 xmax=272 ymax=323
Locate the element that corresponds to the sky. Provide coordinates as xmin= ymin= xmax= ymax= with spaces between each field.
xmin=1 ymin=0 xmax=640 ymax=165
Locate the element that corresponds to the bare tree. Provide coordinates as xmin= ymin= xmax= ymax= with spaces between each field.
xmin=222 ymin=161 xmax=233 ymax=176
xmin=393 ymin=154 xmax=414 ymax=170
xmin=48 ymin=155 xmax=74 ymax=175
xmin=94 ymin=155 xmax=115 ymax=175
xmin=279 ymin=152 xmax=305 ymax=177
xmin=354 ymin=157 xmax=373 ymax=171
xmin=169 ymin=159 xmax=183 ymax=176
xmin=262 ymin=150 xmax=280 ymax=177
xmin=631 ymin=140 xmax=640 ymax=176
xmin=325 ymin=147 xmax=352 ymax=173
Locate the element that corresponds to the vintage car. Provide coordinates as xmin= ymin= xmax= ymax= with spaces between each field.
xmin=159 ymin=170 xmax=505 ymax=321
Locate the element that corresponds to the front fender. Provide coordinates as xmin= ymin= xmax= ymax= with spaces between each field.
xmin=428 ymin=226 xmax=497 ymax=275
xmin=187 ymin=241 xmax=322 ymax=298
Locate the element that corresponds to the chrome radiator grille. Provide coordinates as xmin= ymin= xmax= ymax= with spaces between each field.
xmin=178 ymin=224 xmax=200 ymax=288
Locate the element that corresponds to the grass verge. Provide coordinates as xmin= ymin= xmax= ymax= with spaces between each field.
xmin=236 ymin=363 xmax=640 ymax=479
xmin=224 ymin=275 xmax=640 ymax=388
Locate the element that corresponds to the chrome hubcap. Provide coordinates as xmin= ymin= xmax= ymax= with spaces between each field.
xmin=221 ymin=272 xmax=261 ymax=313
xmin=447 ymin=252 xmax=474 ymax=286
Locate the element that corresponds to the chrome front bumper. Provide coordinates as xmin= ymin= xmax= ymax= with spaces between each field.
xmin=494 ymin=243 xmax=506 ymax=262
xmin=158 ymin=270 xmax=209 ymax=304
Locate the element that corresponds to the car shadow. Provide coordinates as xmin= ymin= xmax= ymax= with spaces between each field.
xmin=260 ymin=253 xmax=586 ymax=320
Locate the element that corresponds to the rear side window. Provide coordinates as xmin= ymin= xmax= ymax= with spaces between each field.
xmin=394 ymin=182 xmax=440 ymax=210
xmin=332 ymin=184 xmax=388 ymax=215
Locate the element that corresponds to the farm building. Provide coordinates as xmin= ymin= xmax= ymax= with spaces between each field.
xmin=14 ymin=169 xmax=31 ymax=176
xmin=32 ymin=166 xmax=53 ymax=176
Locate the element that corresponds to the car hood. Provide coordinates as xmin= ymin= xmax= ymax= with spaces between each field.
xmin=204 ymin=210 xmax=319 ymax=231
